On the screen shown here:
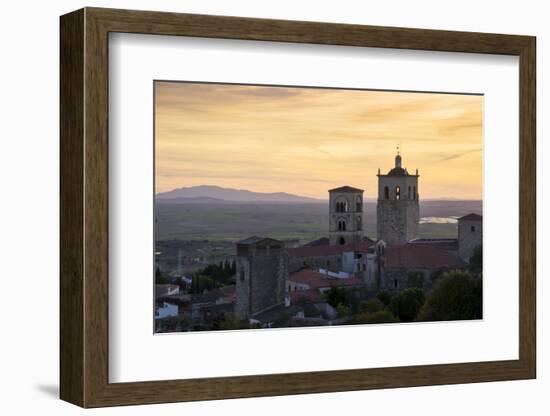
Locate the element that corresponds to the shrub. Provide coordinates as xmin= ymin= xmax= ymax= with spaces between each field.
xmin=336 ymin=303 xmax=352 ymax=318
xmin=376 ymin=291 xmax=393 ymax=306
xmin=354 ymin=310 xmax=398 ymax=324
xmin=325 ymin=285 xmax=351 ymax=308
xmin=361 ymin=297 xmax=385 ymax=314
xmin=389 ymin=288 xmax=426 ymax=322
xmin=419 ymin=270 xmax=482 ymax=321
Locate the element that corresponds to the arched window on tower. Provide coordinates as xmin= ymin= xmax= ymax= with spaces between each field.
xmin=384 ymin=186 xmax=389 ymax=200
xmin=356 ymin=196 xmax=362 ymax=212
xmin=338 ymin=220 xmax=347 ymax=231
xmin=356 ymin=216 xmax=362 ymax=231
xmin=395 ymin=186 xmax=401 ymax=200
xmin=336 ymin=200 xmax=348 ymax=213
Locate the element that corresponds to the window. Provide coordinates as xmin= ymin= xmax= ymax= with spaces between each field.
xmin=356 ymin=196 xmax=362 ymax=211
xmin=338 ymin=220 xmax=347 ymax=231
xmin=471 ymin=225 xmax=476 ymax=232
xmin=339 ymin=237 xmax=345 ymax=245
xmin=384 ymin=186 xmax=389 ymax=200
xmin=395 ymin=186 xmax=401 ymax=200
xmin=336 ymin=200 xmax=348 ymax=213
xmin=393 ymin=279 xmax=399 ymax=289
xmin=356 ymin=216 xmax=362 ymax=230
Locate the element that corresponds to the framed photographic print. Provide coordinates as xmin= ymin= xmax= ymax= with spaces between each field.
xmin=60 ymin=7 xmax=536 ymax=408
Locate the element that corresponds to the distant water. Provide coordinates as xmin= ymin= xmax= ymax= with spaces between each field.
xmin=419 ymin=216 xmax=458 ymax=224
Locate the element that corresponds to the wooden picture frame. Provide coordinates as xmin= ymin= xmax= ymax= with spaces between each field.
xmin=60 ymin=7 xmax=536 ymax=408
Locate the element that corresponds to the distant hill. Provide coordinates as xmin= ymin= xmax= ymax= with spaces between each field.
xmin=156 ymin=185 xmax=325 ymax=204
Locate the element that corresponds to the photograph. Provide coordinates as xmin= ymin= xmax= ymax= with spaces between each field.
xmin=153 ymin=81 xmax=483 ymax=333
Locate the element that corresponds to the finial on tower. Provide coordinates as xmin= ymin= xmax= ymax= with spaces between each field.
xmin=395 ymin=145 xmax=402 ymax=168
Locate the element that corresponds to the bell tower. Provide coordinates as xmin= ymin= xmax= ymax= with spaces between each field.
xmin=329 ymin=186 xmax=364 ymax=246
xmin=376 ymin=149 xmax=419 ymax=243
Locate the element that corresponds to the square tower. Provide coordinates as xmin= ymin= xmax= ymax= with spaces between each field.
xmin=457 ymin=213 xmax=482 ymax=262
xmin=328 ymin=186 xmax=364 ymax=246
xmin=235 ymin=237 xmax=288 ymax=319
xmin=376 ymin=152 xmax=419 ymax=244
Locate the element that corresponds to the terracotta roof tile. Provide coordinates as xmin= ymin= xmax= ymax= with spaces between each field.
xmin=385 ymin=244 xmax=466 ymax=269
xmin=287 ymin=240 xmax=374 ymax=258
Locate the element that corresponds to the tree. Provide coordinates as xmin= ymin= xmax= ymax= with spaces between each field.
xmin=419 ymin=270 xmax=482 ymax=321
xmin=336 ymin=303 xmax=352 ymax=318
xmin=354 ymin=310 xmax=398 ymax=324
xmin=361 ymin=297 xmax=385 ymax=314
xmin=469 ymin=245 xmax=483 ymax=276
xmin=216 ymin=316 xmax=246 ymax=330
xmin=155 ymin=266 xmax=171 ymax=284
xmin=389 ymin=288 xmax=426 ymax=322
xmin=325 ymin=285 xmax=351 ymax=308
xmin=376 ymin=291 xmax=393 ymax=306
xmin=191 ymin=274 xmax=216 ymax=294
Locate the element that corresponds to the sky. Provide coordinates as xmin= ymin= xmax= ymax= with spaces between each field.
xmin=155 ymin=82 xmax=483 ymax=200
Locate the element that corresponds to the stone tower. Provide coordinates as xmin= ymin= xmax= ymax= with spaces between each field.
xmin=329 ymin=186 xmax=364 ymax=246
xmin=457 ymin=213 xmax=482 ymax=262
xmin=235 ymin=237 xmax=288 ymax=319
xmin=376 ymin=150 xmax=419 ymax=243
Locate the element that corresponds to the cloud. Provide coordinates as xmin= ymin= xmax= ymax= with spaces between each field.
xmin=154 ymin=81 xmax=483 ymax=199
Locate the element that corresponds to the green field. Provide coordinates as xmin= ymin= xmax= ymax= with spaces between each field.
xmin=156 ymin=201 xmax=482 ymax=243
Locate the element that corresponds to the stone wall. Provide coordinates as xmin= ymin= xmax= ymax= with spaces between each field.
xmin=376 ymin=174 xmax=419 ymax=243
xmin=458 ymin=219 xmax=482 ymax=262
xmin=235 ymin=242 xmax=288 ymax=319
xmin=376 ymin=199 xmax=419 ymax=243
xmin=329 ymin=189 xmax=364 ymax=245
xmin=380 ymin=268 xmax=430 ymax=292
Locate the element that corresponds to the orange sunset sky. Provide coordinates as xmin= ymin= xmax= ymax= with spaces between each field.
xmin=155 ymin=82 xmax=483 ymax=200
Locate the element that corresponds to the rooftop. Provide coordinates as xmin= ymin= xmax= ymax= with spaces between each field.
xmin=408 ymin=238 xmax=459 ymax=252
xmin=287 ymin=239 xmax=375 ymax=258
xmin=237 ymin=236 xmax=283 ymax=245
xmin=386 ymin=166 xmax=409 ymax=176
xmin=384 ymin=244 xmax=467 ymax=269
xmin=288 ymin=269 xmax=364 ymax=289
xmin=328 ymin=185 xmax=364 ymax=193
xmin=458 ymin=213 xmax=482 ymax=221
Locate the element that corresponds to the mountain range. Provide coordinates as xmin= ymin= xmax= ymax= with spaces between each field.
xmin=155 ymin=185 xmax=326 ymax=204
